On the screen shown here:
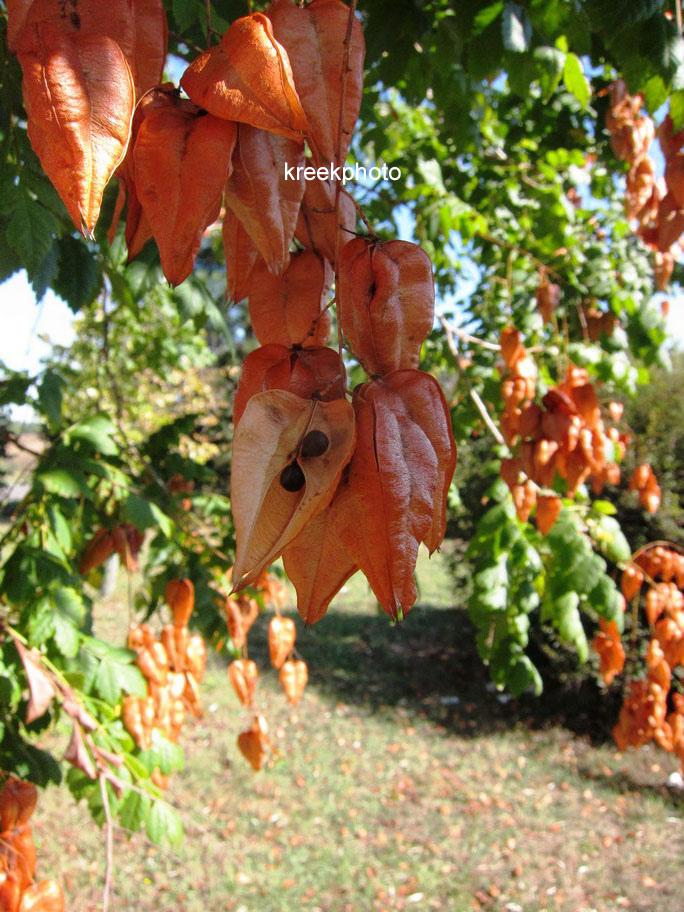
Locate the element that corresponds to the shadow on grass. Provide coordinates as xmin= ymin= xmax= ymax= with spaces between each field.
xmin=577 ymin=766 xmax=684 ymax=809
xmin=237 ymin=602 xmax=623 ymax=744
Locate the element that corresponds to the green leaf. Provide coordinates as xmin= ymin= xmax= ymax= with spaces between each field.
xmin=476 ymin=502 xmax=515 ymax=538
xmin=502 ymin=1 xmax=532 ymax=52
xmin=47 ymin=505 xmax=72 ymax=554
xmin=474 ymin=554 xmax=508 ymax=591
xmin=173 ymin=0 xmax=202 ymax=31
xmin=563 ymin=53 xmax=590 ymax=108
xmin=26 ymin=596 xmax=55 ymax=647
xmin=119 ymin=789 xmax=150 ymax=833
xmin=641 ymin=74 xmax=668 ymax=114
xmin=416 ymin=158 xmax=447 ymax=194
xmin=508 ymin=655 xmax=543 ymax=697
xmin=555 ymin=591 xmax=588 ymax=661
xmin=2 ymin=186 xmax=60 ymax=278
xmin=588 ymin=575 xmax=624 ymax=631
xmin=38 ymin=469 xmax=88 ymax=499
xmin=67 ymin=415 xmax=118 ymax=455
xmin=670 ymin=89 xmax=684 ymax=131
xmin=585 ymin=0 xmax=662 ymax=32
xmin=592 ymin=515 xmax=631 ymax=563
xmin=473 ymin=1 xmax=503 ymax=33
xmin=94 ymin=657 xmax=146 ymax=705
xmin=37 ymin=370 xmax=64 ymax=426
xmin=591 ymin=500 xmax=617 ymax=516
xmin=150 ymin=730 xmax=184 ymax=776
xmin=53 ymin=235 xmax=102 ymax=313
xmin=0 ymin=373 xmax=32 ymax=408
xmin=53 ymin=587 xmax=85 ymax=626
xmin=31 ymin=243 xmax=59 ymax=302
xmin=123 ymin=493 xmax=173 ymax=538
xmin=146 ymin=799 xmax=183 ymax=847
xmin=53 ymin=613 xmax=79 ymax=658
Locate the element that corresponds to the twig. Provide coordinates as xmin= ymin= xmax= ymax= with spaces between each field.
xmin=341 ymin=187 xmax=377 ymax=237
xmin=168 ymin=31 xmax=205 ymax=55
xmin=6 ymin=433 xmax=42 ymax=457
xmin=439 ymin=317 xmax=505 ymax=445
xmin=334 ymin=0 xmax=358 ymax=173
xmin=630 ymin=540 xmax=684 ymax=562
xmin=333 ymin=0 xmax=358 ymax=355
xmin=100 ymin=774 xmax=114 ymax=912
xmin=468 ymin=387 xmax=505 ymax=446
xmin=478 ymin=232 xmax=566 ymax=283
xmin=440 ymin=318 xmax=501 ymax=352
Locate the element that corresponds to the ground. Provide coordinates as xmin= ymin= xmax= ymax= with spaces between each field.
xmin=23 ymin=550 xmax=684 ymax=911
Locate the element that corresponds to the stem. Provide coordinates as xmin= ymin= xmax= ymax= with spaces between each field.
xmin=630 ymin=540 xmax=684 ymax=562
xmin=478 ymin=232 xmax=566 ymax=283
xmin=5 ymin=433 xmax=42 ymax=457
xmin=100 ymin=775 xmax=114 ymax=912
xmin=440 ymin=318 xmax=501 ymax=352
xmin=341 ymin=188 xmax=377 ymax=237
xmin=439 ymin=317 xmax=505 ymax=446
xmin=333 ymin=0 xmax=358 ymax=356
xmin=677 ymin=0 xmax=683 ymax=36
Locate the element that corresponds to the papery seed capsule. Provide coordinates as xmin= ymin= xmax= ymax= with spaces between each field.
xmin=280 ymin=461 xmax=305 ymax=492
xmin=300 ymin=429 xmax=329 ymax=458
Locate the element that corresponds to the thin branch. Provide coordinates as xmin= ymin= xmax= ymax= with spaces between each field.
xmin=468 ymin=386 xmax=505 ymax=446
xmin=439 ymin=317 xmax=505 ymax=445
xmin=440 ymin=318 xmax=501 ymax=352
xmin=100 ymin=774 xmax=114 ymax=912
xmin=333 ymin=0 xmax=358 ymax=356
xmin=334 ymin=0 xmax=358 ymax=174
xmin=341 ymin=187 xmax=377 ymax=237
xmin=478 ymin=232 xmax=566 ymax=283
xmin=630 ymin=540 xmax=684 ymax=562
xmin=5 ymin=433 xmax=42 ymax=457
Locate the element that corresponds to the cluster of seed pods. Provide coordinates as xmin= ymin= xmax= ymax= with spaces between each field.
xmin=224 ymin=571 xmax=308 ymax=771
xmin=122 ymin=580 xmax=205 ymax=787
xmin=498 ymin=329 xmax=630 ymax=534
xmin=0 ymin=777 xmax=65 ymax=911
xmin=609 ymin=546 xmax=684 ymax=768
xmin=606 ymin=79 xmax=684 ymax=291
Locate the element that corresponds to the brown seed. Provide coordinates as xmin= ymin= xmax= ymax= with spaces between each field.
xmin=300 ymin=429 xmax=329 ymax=458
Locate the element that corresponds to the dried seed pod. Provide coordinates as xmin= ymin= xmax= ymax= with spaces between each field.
xmin=165 ymin=578 xmax=195 ymax=628
xmin=231 ymin=392 xmax=355 ymax=589
xmin=279 ymin=659 xmax=308 ymax=706
xmin=0 ymin=778 xmax=37 ymax=832
xmin=535 ymin=495 xmax=562 ymax=536
xmin=237 ymin=714 xmax=269 ymax=771
xmin=185 ymin=635 xmax=207 ymax=683
xmin=269 ymin=616 xmax=296 ymax=670
xmin=17 ymin=878 xmax=65 ymax=912
xmin=228 ymin=659 xmax=259 ymax=707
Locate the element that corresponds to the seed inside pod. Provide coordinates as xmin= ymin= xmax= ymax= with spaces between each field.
xmin=279 ymin=461 xmax=305 ymax=492
xmin=300 ymin=429 xmax=330 ymax=458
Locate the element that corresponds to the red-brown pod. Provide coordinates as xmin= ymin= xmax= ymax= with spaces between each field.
xmin=338 ymin=238 xmax=435 ymax=376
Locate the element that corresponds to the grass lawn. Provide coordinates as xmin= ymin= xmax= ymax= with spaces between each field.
xmin=33 ymin=547 xmax=684 ymax=911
